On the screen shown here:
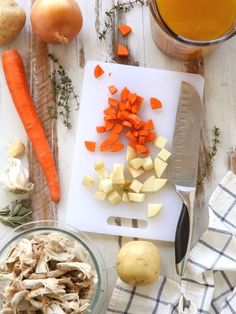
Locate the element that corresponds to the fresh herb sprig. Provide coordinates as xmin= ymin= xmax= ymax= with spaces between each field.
xmin=198 ymin=127 xmax=221 ymax=187
xmin=48 ymin=53 xmax=79 ymax=130
xmin=0 ymin=200 xmax=32 ymax=228
xmin=98 ymin=0 xmax=148 ymax=40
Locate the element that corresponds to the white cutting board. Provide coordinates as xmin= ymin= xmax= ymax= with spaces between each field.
xmin=66 ymin=61 xmax=204 ymax=241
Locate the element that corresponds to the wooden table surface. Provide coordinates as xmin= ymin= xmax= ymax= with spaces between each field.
xmin=0 ymin=0 xmax=236 ymax=305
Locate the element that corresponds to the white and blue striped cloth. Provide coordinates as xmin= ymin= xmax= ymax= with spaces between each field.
xmin=107 ymin=171 xmax=236 ymax=314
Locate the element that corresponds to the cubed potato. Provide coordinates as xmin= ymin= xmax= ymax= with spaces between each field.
xmin=82 ymin=175 xmax=95 ymax=187
xmin=98 ymin=179 xmax=113 ymax=193
xmin=148 ymin=204 xmax=163 ymax=218
xmin=130 ymin=179 xmax=143 ymax=193
xmin=128 ymin=166 xmax=144 ymax=178
xmin=107 ymin=191 xmax=122 ymax=205
xmin=122 ymin=191 xmax=129 ymax=202
xmin=142 ymin=156 xmax=154 ymax=171
xmin=128 ymin=193 xmax=145 ymax=202
xmin=157 ymin=148 xmax=171 ymax=161
xmin=154 ymin=136 xmax=167 ymax=149
xmin=129 ymin=158 xmax=144 ymax=170
xmin=111 ymin=163 xmax=125 ymax=184
xmin=154 ymin=157 xmax=168 ymax=178
xmin=142 ymin=176 xmax=167 ymax=192
xmin=94 ymin=161 xmax=108 ymax=179
xmin=126 ymin=145 xmax=137 ymax=162
xmin=154 ymin=179 xmax=167 ymax=191
xmin=94 ymin=191 xmax=106 ymax=201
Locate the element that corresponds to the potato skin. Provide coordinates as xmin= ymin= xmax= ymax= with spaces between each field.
xmin=116 ymin=241 xmax=161 ymax=286
xmin=0 ymin=0 xmax=26 ymax=46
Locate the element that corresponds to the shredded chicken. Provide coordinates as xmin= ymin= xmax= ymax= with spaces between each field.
xmin=0 ymin=232 xmax=97 ymax=313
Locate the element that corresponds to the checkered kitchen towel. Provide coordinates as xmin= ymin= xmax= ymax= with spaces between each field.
xmin=107 ymin=171 xmax=236 ymax=314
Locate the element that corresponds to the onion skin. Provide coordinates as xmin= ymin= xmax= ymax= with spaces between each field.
xmin=30 ymin=0 xmax=83 ymax=44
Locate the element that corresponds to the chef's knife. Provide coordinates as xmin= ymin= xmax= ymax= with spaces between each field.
xmin=169 ymin=81 xmax=202 ymax=276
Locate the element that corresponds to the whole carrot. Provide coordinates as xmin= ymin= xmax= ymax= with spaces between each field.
xmin=2 ymin=50 xmax=60 ymax=203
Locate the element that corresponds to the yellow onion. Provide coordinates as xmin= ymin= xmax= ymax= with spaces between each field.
xmin=30 ymin=0 xmax=83 ymax=44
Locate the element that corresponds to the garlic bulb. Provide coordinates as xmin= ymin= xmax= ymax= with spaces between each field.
xmin=0 ymin=158 xmax=34 ymax=194
xmin=7 ymin=140 xmax=25 ymax=158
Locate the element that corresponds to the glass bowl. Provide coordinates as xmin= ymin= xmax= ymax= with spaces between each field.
xmin=0 ymin=220 xmax=108 ymax=313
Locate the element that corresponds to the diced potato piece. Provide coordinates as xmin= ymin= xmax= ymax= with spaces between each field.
xmin=130 ymin=179 xmax=143 ymax=193
xmin=126 ymin=145 xmax=137 ymax=162
xmin=154 ymin=179 xmax=167 ymax=191
xmin=157 ymin=148 xmax=171 ymax=161
xmin=122 ymin=191 xmax=129 ymax=202
xmin=82 ymin=175 xmax=94 ymax=187
xmin=94 ymin=191 xmax=106 ymax=201
xmin=128 ymin=193 xmax=145 ymax=203
xmin=111 ymin=163 xmax=125 ymax=184
xmin=107 ymin=191 xmax=122 ymax=205
xmin=154 ymin=136 xmax=167 ymax=149
xmin=128 ymin=166 xmax=144 ymax=178
xmin=142 ymin=156 xmax=154 ymax=171
xmin=94 ymin=161 xmax=108 ymax=179
xmin=129 ymin=158 xmax=144 ymax=170
xmin=148 ymin=204 xmax=163 ymax=218
xmin=142 ymin=176 xmax=167 ymax=192
xmin=154 ymin=157 xmax=168 ymax=178
xmin=98 ymin=179 xmax=113 ymax=193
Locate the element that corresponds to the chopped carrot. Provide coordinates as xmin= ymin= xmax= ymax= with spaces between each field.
xmin=136 ymin=144 xmax=149 ymax=155
xmin=150 ymin=97 xmax=162 ymax=109
xmin=139 ymin=136 xmax=146 ymax=145
xmin=118 ymin=24 xmax=132 ymax=36
xmin=108 ymin=85 xmax=118 ymax=95
xmin=105 ymin=121 xmax=114 ymax=131
xmin=111 ymin=141 xmax=124 ymax=152
xmin=128 ymin=93 xmax=137 ymax=105
xmin=85 ymin=141 xmax=96 ymax=152
xmin=100 ymin=139 xmax=111 ymax=152
xmin=139 ymin=130 xmax=148 ymax=136
xmin=103 ymin=106 xmax=116 ymax=115
xmin=127 ymin=114 xmax=142 ymax=126
xmin=145 ymin=131 xmax=156 ymax=143
xmin=131 ymin=130 xmax=139 ymax=137
xmin=132 ymin=102 xmax=141 ymax=114
xmin=126 ymin=131 xmax=137 ymax=142
xmin=144 ymin=119 xmax=154 ymax=130
xmin=94 ymin=64 xmax=104 ymax=79
xmin=108 ymin=98 xmax=119 ymax=107
xmin=119 ymin=102 xmax=127 ymax=111
xmin=121 ymin=87 xmax=130 ymax=101
xmin=118 ymin=44 xmax=129 ymax=57
xmin=118 ymin=110 xmax=130 ymax=120
xmin=96 ymin=126 xmax=106 ymax=133
xmin=111 ymin=124 xmax=124 ymax=134
xmin=109 ymin=133 xmax=119 ymax=144
xmin=122 ymin=120 xmax=133 ymax=128
xmin=104 ymin=114 xmax=117 ymax=121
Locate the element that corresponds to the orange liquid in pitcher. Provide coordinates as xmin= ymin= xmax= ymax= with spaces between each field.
xmin=156 ymin=0 xmax=236 ymax=41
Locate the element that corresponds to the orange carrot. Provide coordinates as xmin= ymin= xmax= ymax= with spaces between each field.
xmin=118 ymin=24 xmax=132 ymax=36
xmin=111 ymin=141 xmax=124 ymax=152
xmin=94 ymin=64 xmax=104 ymax=78
xmin=128 ymin=93 xmax=137 ymax=105
xmin=105 ymin=121 xmax=114 ymax=131
xmin=150 ymin=97 xmax=162 ymax=109
xmin=145 ymin=131 xmax=156 ymax=143
xmin=109 ymin=133 xmax=119 ymax=144
xmin=108 ymin=85 xmax=118 ymax=95
xmin=103 ymin=106 xmax=116 ymax=115
xmin=96 ymin=126 xmax=106 ymax=133
xmin=122 ymin=120 xmax=133 ymax=128
xmin=118 ymin=44 xmax=129 ymax=57
xmin=104 ymin=114 xmax=117 ymax=121
xmin=85 ymin=141 xmax=96 ymax=152
xmin=100 ymin=139 xmax=111 ymax=152
xmin=126 ymin=131 xmax=137 ymax=142
xmin=144 ymin=119 xmax=154 ymax=130
xmin=139 ymin=136 xmax=146 ymax=145
xmin=111 ymin=124 xmax=124 ymax=134
xmin=108 ymin=98 xmax=119 ymax=107
xmin=2 ymin=50 xmax=60 ymax=203
xmin=136 ymin=144 xmax=149 ymax=155
xmin=121 ymin=87 xmax=130 ymax=101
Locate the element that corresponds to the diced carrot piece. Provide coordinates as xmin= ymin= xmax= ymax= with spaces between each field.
xmin=125 ymin=100 xmax=132 ymax=112
xmin=122 ymin=121 xmax=133 ymax=128
xmin=136 ymin=95 xmax=144 ymax=106
xmin=105 ymin=121 xmax=114 ymax=131
xmin=131 ymin=130 xmax=139 ymax=137
xmin=103 ymin=106 xmax=116 ymax=115
xmin=109 ymin=133 xmax=119 ymax=144
xmin=94 ymin=64 xmax=104 ymax=78
xmin=128 ymin=141 xmax=138 ymax=150
xmin=112 ymin=124 xmax=124 ymax=134
xmin=108 ymin=85 xmax=118 ymax=95
xmin=136 ymin=144 xmax=149 ymax=155
xmin=145 ymin=131 xmax=156 ymax=143
xmin=118 ymin=24 xmax=132 ymax=36
xmin=144 ymin=119 xmax=154 ymax=131
xmin=139 ymin=130 xmax=148 ymax=136
xmin=132 ymin=102 xmax=141 ymax=114
xmin=128 ymin=93 xmax=137 ymax=105
xmin=119 ymin=102 xmax=127 ymax=111
xmin=85 ymin=141 xmax=96 ymax=152
xmin=96 ymin=126 xmax=106 ymax=133
xmin=118 ymin=44 xmax=129 ymax=57
xmin=119 ymin=110 xmax=130 ymax=120
xmin=139 ymin=136 xmax=146 ymax=145
xmin=109 ymin=98 xmax=119 ymax=107
xmin=100 ymin=139 xmax=111 ymax=152
xmin=126 ymin=131 xmax=137 ymax=142
xmin=150 ymin=97 xmax=163 ymax=109
xmin=127 ymin=114 xmax=142 ymax=125
xmin=111 ymin=141 xmax=124 ymax=152
xmin=104 ymin=114 xmax=117 ymax=121
xmin=121 ymin=87 xmax=130 ymax=101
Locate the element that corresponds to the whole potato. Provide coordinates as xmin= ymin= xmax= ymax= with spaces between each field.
xmin=0 ymin=0 xmax=26 ymax=46
xmin=116 ymin=240 xmax=161 ymax=286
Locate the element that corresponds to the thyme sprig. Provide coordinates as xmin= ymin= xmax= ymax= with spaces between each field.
xmin=0 ymin=200 xmax=32 ymax=228
xmin=198 ymin=127 xmax=221 ymax=187
xmin=98 ymin=0 xmax=148 ymax=40
xmin=48 ymin=53 xmax=79 ymax=130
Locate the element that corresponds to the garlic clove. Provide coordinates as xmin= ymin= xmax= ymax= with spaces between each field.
xmin=7 ymin=140 xmax=25 ymax=158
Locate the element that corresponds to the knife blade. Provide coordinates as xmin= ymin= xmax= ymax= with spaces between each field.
xmin=169 ymin=81 xmax=202 ymax=276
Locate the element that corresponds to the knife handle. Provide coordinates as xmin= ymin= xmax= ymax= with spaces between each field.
xmin=174 ymin=186 xmax=195 ymax=276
